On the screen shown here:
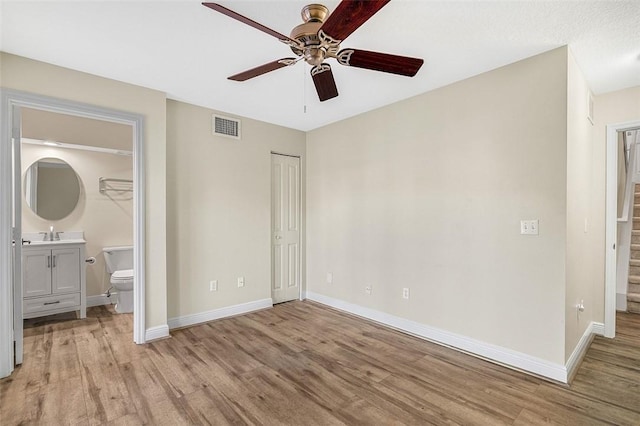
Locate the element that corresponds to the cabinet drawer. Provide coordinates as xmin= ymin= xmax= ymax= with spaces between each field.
xmin=24 ymin=293 xmax=80 ymax=316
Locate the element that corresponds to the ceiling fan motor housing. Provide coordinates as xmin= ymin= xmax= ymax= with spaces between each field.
xmin=290 ymin=4 xmax=336 ymax=66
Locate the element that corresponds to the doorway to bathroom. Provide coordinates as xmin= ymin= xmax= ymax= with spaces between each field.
xmin=0 ymin=90 xmax=146 ymax=378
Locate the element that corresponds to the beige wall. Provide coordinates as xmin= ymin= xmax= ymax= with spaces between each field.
xmin=307 ymin=48 xmax=569 ymax=364
xmin=564 ymin=51 xmax=600 ymax=361
xmin=1 ymin=52 xmax=167 ymax=329
xmin=166 ymin=100 xmax=305 ymax=319
xmin=21 ymin=108 xmax=133 ymax=151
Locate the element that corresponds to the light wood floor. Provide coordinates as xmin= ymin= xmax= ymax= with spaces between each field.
xmin=2 ymin=301 xmax=640 ymax=425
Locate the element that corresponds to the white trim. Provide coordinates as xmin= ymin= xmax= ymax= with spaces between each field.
xmin=592 ymin=322 xmax=605 ymax=336
xmin=11 ymin=106 xmax=24 ymax=365
xmin=168 ymin=298 xmax=273 ymax=330
xmin=0 ymin=94 xmax=14 ymax=378
xmin=565 ymin=321 xmax=603 ymax=381
xmin=22 ymin=137 xmax=132 ymax=156
xmin=617 ymin=293 xmax=628 ymax=311
xmin=145 ymin=324 xmax=169 ymax=342
xmin=306 ymin=292 xmax=569 ymax=383
xmin=0 ymin=89 xmax=146 ymax=378
xmin=606 ymin=120 xmax=640 ymax=338
xmin=86 ymin=293 xmax=116 ymax=307
xmin=132 ymin=113 xmax=145 ymax=344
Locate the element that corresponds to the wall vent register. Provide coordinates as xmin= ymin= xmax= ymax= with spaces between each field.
xmin=213 ymin=114 xmax=241 ymax=139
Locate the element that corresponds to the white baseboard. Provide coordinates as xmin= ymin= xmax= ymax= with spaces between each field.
xmin=145 ymin=324 xmax=170 ymax=342
xmin=305 ymin=291 xmax=570 ymax=383
xmin=565 ymin=321 xmax=603 ymax=381
xmin=86 ymin=293 xmax=116 ymax=307
xmin=168 ymin=298 xmax=273 ymax=330
xmin=592 ymin=322 xmax=605 ymax=336
xmin=617 ymin=293 xmax=628 ymax=311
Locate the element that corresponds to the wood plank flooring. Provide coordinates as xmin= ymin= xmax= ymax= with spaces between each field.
xmin=2 ymin=301 xmax=640 ymax=425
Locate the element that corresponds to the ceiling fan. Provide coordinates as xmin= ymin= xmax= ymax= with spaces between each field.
xmin=202 ymin=1 xmax=424 ymax=102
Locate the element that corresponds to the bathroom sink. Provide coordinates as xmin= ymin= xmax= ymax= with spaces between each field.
xmin=22 ymin=231 xmax=85 ymax=245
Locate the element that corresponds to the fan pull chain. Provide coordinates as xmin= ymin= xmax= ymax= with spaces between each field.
xmin=303 ymin=62 xmax=307 ymax=114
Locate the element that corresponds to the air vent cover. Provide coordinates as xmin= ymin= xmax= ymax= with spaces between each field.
xmin=213 ymin=114 xmax=241 ymax=139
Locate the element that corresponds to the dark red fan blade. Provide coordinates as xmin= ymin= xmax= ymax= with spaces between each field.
xmin=337 ymin=49 xmax=423 ymax=77
xmin=228 ymin=58 xmax=296 ymax=81
xmin=319 ymin=0 xmax=390 ymax=42
xmin=311 ymin=64 xmax=339 ymax=102
xmin=202 ymin=3 xmax=297 ymax=44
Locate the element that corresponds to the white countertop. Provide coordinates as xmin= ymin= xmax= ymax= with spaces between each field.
xmin=22 ymin=231 xmax=85 ymax=246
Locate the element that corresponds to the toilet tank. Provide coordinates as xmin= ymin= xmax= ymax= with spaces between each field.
xmin=103 ymin=246 xmax=133 ymax=273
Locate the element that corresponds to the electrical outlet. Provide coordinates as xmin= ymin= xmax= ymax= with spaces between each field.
xmin=209 ymin=280 xmax=218 ymax=292
xmin=327 ymin=272 xmax=333 ymax=284
xmin=402 ymin=288 xmax=410 ymax=299
xmin=237 ymin=277 xmax=244 ymax=288
xmin=365 ymin=285 xmax=372 ymax=295
xmin=520 ymin=219 xmax=539 ymax=235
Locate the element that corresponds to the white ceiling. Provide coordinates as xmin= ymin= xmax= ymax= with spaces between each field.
xmin=1 ymin=1 xmax=639 ymax=131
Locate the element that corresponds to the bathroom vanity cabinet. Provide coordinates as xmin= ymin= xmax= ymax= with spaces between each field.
xmin=22 ymin=240 xmax=86 ymax=319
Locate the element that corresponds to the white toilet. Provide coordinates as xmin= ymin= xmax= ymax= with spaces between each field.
xmin=103 ymin=246 xmax=134 ymax=313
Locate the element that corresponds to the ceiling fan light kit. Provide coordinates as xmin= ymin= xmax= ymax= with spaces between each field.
xmin=202 ymin=1 xmax=424 ymax=102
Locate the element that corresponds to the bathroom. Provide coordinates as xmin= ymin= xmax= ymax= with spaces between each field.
xmin=19 ymin=107 xmax=134 ymax=322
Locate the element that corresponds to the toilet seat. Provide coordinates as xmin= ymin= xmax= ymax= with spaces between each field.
xmin=111 ymin=269 xmax=133 ymax=281
xmin=111 ymin=269 xmax=133 ymax=293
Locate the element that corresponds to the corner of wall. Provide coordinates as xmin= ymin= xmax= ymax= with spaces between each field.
xmin=564 ymin=47 xmax=601 ymax=363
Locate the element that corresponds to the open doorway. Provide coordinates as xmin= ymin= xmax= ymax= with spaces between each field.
xmin=605 ymin=121 xmax=640 ymax=338
xmin=20 ymin=107 xmax=135 ymax=344
xmin=0 ymin=90 xmax=146 ymax=378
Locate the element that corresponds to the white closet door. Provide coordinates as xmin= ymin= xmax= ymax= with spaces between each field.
xmin=271 ymin=154 xmax=301 ymax=304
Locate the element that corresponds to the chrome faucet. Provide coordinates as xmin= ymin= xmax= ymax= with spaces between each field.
xmin=39 ymin=227 xmax=61 ymax=241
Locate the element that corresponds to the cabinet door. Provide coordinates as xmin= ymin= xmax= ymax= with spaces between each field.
xmin=23 ymin=249 xmax=52 ymax=297
xmin=51 ymin=248 xmax=80 ymax=294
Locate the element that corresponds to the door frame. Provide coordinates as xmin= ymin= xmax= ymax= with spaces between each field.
xmin=11 ymin=105 xmax=23 ymax=365
xmin=0 ymin=89 xmax=147 ymax=378
xmin=271 ymin=152 xmax=303 ymax=302
xmin=605 ymin=119 xmax=640 ymax=338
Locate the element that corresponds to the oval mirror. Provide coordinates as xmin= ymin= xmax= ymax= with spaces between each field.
xmin=24 ymin=157 xmax=81 ymax=221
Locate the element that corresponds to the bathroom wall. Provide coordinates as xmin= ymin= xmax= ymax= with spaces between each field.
xmin=21 ymin=110 xmax=134 ymax=298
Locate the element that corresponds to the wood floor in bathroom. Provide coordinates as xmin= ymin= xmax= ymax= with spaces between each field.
xmin=1 ymin=301 xmax=640 ymax=425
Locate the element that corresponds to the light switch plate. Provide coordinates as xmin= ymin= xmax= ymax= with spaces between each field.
xmin=520 ymin=219 xmax=539 ymax=235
